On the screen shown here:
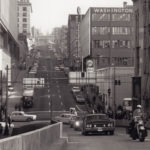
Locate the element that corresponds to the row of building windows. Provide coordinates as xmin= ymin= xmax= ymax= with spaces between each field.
xmin=92 ymin=13 xmax=131 ymax=21
xmin=92 ymin=40 xmax=131 ymax=49
xmin=18 ymin=12 xmax=27 ymax=17
xmin=92 ymin=27 xmax=131 ymax=35
xmin=18 ymin=18 xmax=27 ymax=22
xmin=97 ymin=57 xmax=132 ymax=66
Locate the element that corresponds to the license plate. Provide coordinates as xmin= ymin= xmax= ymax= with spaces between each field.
xmin=98 ymin=127 xmax=102 ymax=131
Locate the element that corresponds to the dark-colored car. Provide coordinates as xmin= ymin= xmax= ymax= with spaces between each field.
xmin=81 ymin=113 xmax=115 ymax=135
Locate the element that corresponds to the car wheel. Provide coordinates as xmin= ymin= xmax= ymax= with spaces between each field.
xmin=27 ymin=118 xmax=32 ymax=122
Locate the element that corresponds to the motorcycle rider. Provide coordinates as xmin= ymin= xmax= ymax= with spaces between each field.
xmin=133 ymin=105 xmax=144 ymax=118
xmin=129 ymin=105 xmax=144 ymax=132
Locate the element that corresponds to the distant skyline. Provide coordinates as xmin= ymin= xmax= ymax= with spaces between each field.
xmin=30 ymin=0 xmax=133 ymax=34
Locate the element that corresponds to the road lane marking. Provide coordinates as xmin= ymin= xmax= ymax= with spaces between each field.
xmin=61 ymin=102 xmax=63 ymax=106
xmin=59 ymin=95 xmax=61 ymax=99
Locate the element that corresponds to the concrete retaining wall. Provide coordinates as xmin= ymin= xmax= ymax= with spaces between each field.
xmin=0 ymin=122 xmax=62 ymax=150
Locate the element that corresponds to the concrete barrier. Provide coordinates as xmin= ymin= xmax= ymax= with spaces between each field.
xmin=0 ymin=122 xmax=63 ymax=150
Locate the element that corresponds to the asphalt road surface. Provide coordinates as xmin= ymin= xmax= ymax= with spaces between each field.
xmin=62 ymin=125 xmax=150 ymax=150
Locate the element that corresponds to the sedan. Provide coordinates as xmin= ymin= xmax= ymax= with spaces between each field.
xmin=10 ymin=111 xmax=37 ymax=122
xmin=55 ymin=113 xmax=77 ymax=124
xmin=82 ymin=113 xmax=115 ymax=135
xmin=75 ymin=94 xmax=85 ymax=103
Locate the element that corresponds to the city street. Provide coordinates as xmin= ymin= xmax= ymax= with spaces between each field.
xmin=61 ymin=126 xmax=150 ymax=150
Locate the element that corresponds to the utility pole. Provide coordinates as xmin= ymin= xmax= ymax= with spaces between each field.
xmin=0 ymin=70 xmax=3 ymax=121
xmin=4 ymin=65 xmax=9 ymax=135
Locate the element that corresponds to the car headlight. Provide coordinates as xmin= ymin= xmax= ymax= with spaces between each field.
xmin=75 ymin=121 xmax=80 ymax=126
xmin=108 ymin=123 xmax=113 ymax=127
xmin=86 ymin=124 xmax=92 ymax=128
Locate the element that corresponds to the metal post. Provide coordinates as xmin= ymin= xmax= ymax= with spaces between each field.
xmin=113 ymin=66 xmax=116 ymax=119
xmin=4 ymin=65 xmax=9 ymax=135
xmin=0 ymin=70 xmax=2 ymax=121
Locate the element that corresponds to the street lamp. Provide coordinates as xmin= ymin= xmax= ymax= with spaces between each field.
xmin=112 ymin=63 xmax=116 ymax=119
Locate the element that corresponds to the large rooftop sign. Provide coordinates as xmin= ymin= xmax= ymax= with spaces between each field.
xmin=92 ymin=8 xmax=133 ymax=14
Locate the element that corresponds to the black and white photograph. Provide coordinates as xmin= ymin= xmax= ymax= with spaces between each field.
xmin=0 ymin=0 xmax=150 ymax=150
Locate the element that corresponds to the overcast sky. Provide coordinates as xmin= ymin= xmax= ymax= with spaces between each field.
xmin=30 ymin=0 xmax=133 ymax=34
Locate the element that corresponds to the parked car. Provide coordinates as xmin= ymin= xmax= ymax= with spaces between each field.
xmin=75 ymin=94 xmax=85 ymax=103
xmin=10 ymin=111 xmax=37 ymax=122
xmin=71 ymin=86 xmax=81 ymax=95
xmin=55 ymin=113 xmax=77 ymax=124
xmin=8 ymin=85 xmax=14 ymax=92
xmin=81 ymin=113 xmax=115 ymax=135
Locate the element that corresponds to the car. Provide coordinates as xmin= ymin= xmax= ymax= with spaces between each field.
xmin=69 ymin=115 xmax=78 ymax=128
xmin=75 ymin=94 xmax=86 ymax=103
xmin=55 ymin=113 xmax=77 ymax=124
xmin=71 ymin=86 xmax=81 ymax=94
xmin=81 ymin=113 xmax=115 ymax=135
xmin=10 ymin=111 xmax=37 ymax=122
xmin=73 ymin=116 xmax=83 ymax=131
xmin=55 ymin=66 xmax=60 ymax=71
xmin=8 ymin=85 xmax=14 ymax=92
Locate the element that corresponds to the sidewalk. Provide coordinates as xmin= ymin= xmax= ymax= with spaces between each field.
xmin=48 ymin=138 xmax=67 ymax=150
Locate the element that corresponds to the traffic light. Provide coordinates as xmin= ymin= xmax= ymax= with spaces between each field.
xmin=81 ymin=72 xmax=85 ymax=78
xmin=115 ymin=80 xmax=121 ymax=85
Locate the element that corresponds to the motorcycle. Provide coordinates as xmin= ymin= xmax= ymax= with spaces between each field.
xmin=127 ymin=116 xmax=147 ymax=142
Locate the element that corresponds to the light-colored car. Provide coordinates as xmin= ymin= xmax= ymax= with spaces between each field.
xmin=75 ymin=94 xmax=85 ymax=103
xmin=10 ymin=111 xmax=37 ymax=122
xmin=55 ymin=113 xmax=77 ymax=124
xmin=71 ymin=86 xmax=81 ymax=94
xmin=8 ymin=85 xmax=14 ymax=92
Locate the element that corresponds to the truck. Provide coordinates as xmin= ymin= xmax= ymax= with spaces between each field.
xmin=22 ymin=88 xmax=34 ymax=108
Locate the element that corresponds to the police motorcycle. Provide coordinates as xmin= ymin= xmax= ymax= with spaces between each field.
xmin=127 ymin=116 xmax=147 ymax=142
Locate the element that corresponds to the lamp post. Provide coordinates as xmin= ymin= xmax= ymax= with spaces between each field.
xmin=112 ymin=64 xmax=116 ymax=119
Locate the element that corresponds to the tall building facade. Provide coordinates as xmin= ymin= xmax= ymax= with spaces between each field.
xmin=17 ymin=0 xmax=32 ymax=36
xmin=60 ymin=25 xmax=68 ymax=58
xmin=68 ymin=14 xmax=84 ymax=69
xmin=0 ymin=0 xmax=19 ymax=79
xmin=132 ymin=0 xmax=150 ymax=114
xmin=80 ymin=2 xmax=134 ymax=70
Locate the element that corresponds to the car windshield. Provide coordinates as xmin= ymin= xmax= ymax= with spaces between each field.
xmin=86 ymin=115 xmax=108 ymax=121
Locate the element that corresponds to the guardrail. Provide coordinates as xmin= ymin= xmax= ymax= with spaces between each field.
xmin=0 ymin=122 xmax=63 ymax=150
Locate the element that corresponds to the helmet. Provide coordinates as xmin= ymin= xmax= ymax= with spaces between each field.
xmin=137 ymin=105 xmax=142 ymax=108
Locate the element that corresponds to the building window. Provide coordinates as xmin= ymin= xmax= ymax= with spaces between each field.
xmin=23 ymin=13 xmax=27 ymax=17
xmin=92 ymin=13 xmax=110 ymax=21
xmin=112 ymin=40 xmax=130 ymax=48
xmin=23 ymin=18 xmax=27 ymax=22
xmin=92 ymin=27 xmax=110 ymax=35
xmin=92 ymin=40 xmax=110 ymax=49
xmin=23 ymin=7 xmax=27 ymax=11
xmin=112 ymin=27 xmax=130 ymax=35
xmin=23 ymin=24 xmax=27 ymax=28
xmin=112 ymin=14 xmax=131 ymax=21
